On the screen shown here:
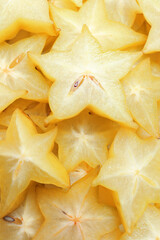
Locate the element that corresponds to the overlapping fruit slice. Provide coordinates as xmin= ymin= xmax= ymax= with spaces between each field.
xmin=34 ymin=169 xmax=120 ymax=240
xmin=104 ymin=0 xmax=141 ymax=27
xmin=56 ymin=110 xmax=119 ymax=171
xmin=0 ymin=185 xmax=43 ymax=240
xmin=50 ymin=0 xmax=146 ymax=51
xmin=30 ymin=26 xmax=142 ymax=126
xmin=0 ymin=35 xmax=50 ymax=103
xmin=122 ymin=58 xmax=160 ymax=137
xmin=138 ymin=0 xmax=160 ymax=53
xmin=0 ymin=109 xmax=69 ymax=217
xmin=0 ymin=0 xmax=56 ymax=43
xmin=94 ymin=128 xmax=160 ymax=233
xmin=121 ymin=206 xmax=160 ymax=240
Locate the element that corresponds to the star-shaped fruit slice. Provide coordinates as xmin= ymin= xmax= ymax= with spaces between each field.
xmin=50 ymin=0 xmax=146 ymax=51
xmin=34 ymin=169 xmax=120 ymax=240
xmin=0 ymin=0 xmax=56 ymax=43
xmin=137 ymin=0 xmax=160 ymax=53
xmin=94 ymin=128 xmax=160 ymax=233
xmin=122 ymin=58 xmax=160 ymax=138
xmin=30 ymin=26 xmax=142 ymax=126
xmin=104 ymin=0 xmax=141 ymax=27
xmin=56 ymin=110 xmax=119 ymax=171
xmin=0 ymin=185 xmax=43 ymax=240
xmin=0 ymin=109 xmax=69 ymax=217
xmin=0 ymin=35 xmax=50 ymax=102
xmin=121 ymin=206 xmax=160 ymax=240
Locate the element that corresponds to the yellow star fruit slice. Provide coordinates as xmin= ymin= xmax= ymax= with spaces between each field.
xmin=30 ymin=26 xmax=142 ymax=126
xmin=137 ymin=0 xmax=160 ymax=53
xmin=0 ymin=185 xmax=43 ymax=240
xmin=50 ymin=0 xmax=146 ymax=51
xmin=122 ymin=58 xmax=160 ymax=138
xmin=49 ymin=0 xmax=77 ymax=10
xmin=121 ymin=206 xmax=160 ymax=240
xmin=56 ymin=110 xmax=119 ymax=171
xmin=0 ymin=0 xmax=56 ymax=43
xmin=94 ymin=128 xmax=160 ymax=233
xmin=0 ymin=35 xmax=50 ymax=102
xmin=34 ymin=169 xmax=120 ymax=240
xmin=0 ymin=109 xmax=69 ymax=217
xmin=104 ymin=0 xmax=141 ymax=27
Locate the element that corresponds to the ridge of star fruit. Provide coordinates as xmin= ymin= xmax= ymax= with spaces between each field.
xmin=50 ymin=0 xmax=146 ymax=51
xmin=29 ymin=26 xmax=142 ymax=126
xmin=94 ymin=128 xmax=160 ymax=233
xmin=0 ymin=0 xmax=56 ymax=43
xmin=0 ymin=109 xmax=69 ymax=217
xmin=34 ymin=169 xmax=120 ymax=240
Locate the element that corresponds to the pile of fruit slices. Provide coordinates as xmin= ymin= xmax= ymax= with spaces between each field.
xmin=0 ymin=0 xmax=160 ymax=239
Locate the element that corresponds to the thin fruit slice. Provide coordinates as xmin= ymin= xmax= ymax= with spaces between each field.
xmin=121 ymin=206 xmax=160 ymax=240
xmin=137 ymin=0 xmax=160 ymax=53
xmin=0 ymin=185 xmax=43 ymax=240
xmin=104 ymin=0 xmax=141 ymax=27
xmin=0 ymin=109 xmax=69 ymax=217
xmin=0 ymin=35 xmax=50 ymax=102
xmin=0 ymin=0 xmax=56 ymax=43
xmin=122 ymin=58 xmax=160 ymax=138
xmin=94 ymin=128 xmax=160 ymax=233
xmin=34 ymin=169 xmax=120 ymax=240
xmin=50 ymin=0 xmax=146 ymax=51
xmin=30 ymin=26 xmax=142 ymax=126
xmin=56 ymin=110 xmax=119 ymax=171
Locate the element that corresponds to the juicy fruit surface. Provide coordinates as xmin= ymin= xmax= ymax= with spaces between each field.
xmin=0 ymin=0 xmax=160 ymax=240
